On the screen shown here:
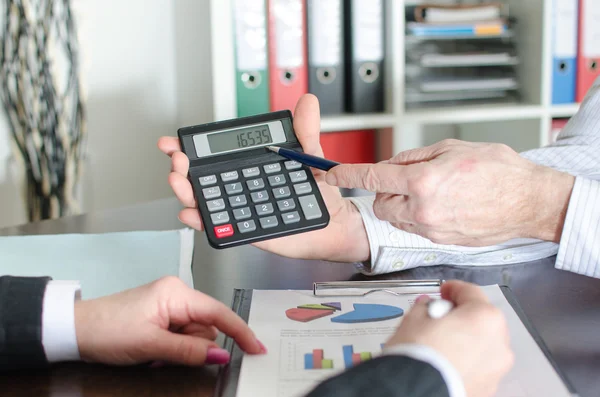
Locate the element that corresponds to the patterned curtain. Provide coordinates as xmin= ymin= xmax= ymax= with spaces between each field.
xmin=0 ymin=0 xmax=86 ymax=222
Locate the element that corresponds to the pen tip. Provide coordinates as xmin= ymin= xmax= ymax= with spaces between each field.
xmin=266 ymin=146 xmax=278 ymax=153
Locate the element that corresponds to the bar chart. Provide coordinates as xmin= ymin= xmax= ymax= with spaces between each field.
xmin=304 ymin=349 xmax=334 ymax=370
xmin=342 ymin=344 xmax=384 ymax=369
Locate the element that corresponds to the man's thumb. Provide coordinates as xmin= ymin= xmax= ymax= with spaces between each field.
xmin=325 ymin=163 xmax=403 ymax=193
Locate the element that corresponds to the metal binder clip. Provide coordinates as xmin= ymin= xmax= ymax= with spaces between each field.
xmin=313 ymin=279 xmax=443 ymax=297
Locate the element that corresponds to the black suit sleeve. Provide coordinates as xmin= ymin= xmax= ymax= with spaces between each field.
xmin=0 ymin=276 xmax=51 ymax=371
xmin=306 ymin=355 xmax=451 ymax=397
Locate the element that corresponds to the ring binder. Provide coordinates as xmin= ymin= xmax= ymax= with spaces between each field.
xmin=313 ymin=279 xmax=443 ymax=296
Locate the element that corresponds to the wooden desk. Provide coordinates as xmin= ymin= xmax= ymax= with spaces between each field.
xmin=1 ymin=198 xmax=599 ymax=397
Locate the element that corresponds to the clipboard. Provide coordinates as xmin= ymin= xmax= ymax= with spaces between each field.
xmin=214 ymin=280 xmax=578 ymax=397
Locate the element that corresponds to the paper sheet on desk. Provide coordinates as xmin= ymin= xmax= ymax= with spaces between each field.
xmin=236 ymin=285 xmax=573 ymax=397
xmin=0 ymin=228 xmax=194 ymax=299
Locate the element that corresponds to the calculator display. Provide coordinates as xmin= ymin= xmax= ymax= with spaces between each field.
xmin=207 ymin=124 xmax=273 ymax=153
xmin=191 ymin=120 xmax=288 ymax=158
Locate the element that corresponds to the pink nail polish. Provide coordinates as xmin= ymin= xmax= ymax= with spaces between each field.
xmin=206 ymin=348 xmax=231 ymax=365
xmin=415 ymin=294 xmax=430 ymax=304
xmin=257 ymin=340 xmax=268 ymax=354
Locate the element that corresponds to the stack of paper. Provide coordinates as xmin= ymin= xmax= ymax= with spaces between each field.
xmin=404 ymin=4 xmax=520 ymax=107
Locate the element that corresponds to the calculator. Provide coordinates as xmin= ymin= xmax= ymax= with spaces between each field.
xmin=177 ymin=110 xmax=330 ymax=249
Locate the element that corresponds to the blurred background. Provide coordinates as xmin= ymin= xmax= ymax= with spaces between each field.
xmin=0 ymin=0 xmax=585 ymax=228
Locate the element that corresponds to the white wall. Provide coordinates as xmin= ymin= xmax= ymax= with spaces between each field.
xmin=0 ymin=0 xmax=213 ymax=228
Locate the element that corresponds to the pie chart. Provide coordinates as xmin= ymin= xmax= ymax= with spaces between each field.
xmin=286 ymin=302 xmax=341 ymax=322
xmin=330 ymin=304 xmax=403 ymax=324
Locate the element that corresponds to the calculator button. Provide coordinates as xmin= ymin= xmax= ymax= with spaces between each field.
xmin=238 ymin=220 xmax=257 ymax=234
xmin=294 ymin=182 xmax=312 ymax=196
xmin=207 ymin=198 xmax=226 ymax=212
xmin=299 ymin=195 xmax=322 ymax=220
xmin=199 ymin=175 xmax=217 ymax=186
xmin=268 ymin=174 xmax=286 ymax=187
xmin=202 ymin=186 xmax=221 ymax=199
xmin=289 ymin=170 xmax=308 ymax=183
xmin=242 ymin=167 xmax=260 ymax=178
xmin=210 ymin=211 xmax=230 ymax=225
xmin=284 ymin=161 xmax=302 ymax=170
xmin=277 ymin=198 xmax=296 ymax=212
xmin=251 ymin=190 xmax=269 ymax=203
xmin=263 ymin=163 xmax=282 ymax=174
xmin=273 ymin=186 xmax=291 ymax=199
xmin=228 ymin=195 xmax=247 ymax=207
xmin=247 ymin=178 xmax=265 ymax=191
xmin=225 ymin=182 xmax=243 ymax=195
xmin=282 ymin=211 xmax=301 ymax=224
xmin=220 ymin=171 xmax=239 ymax=182
xmin=255 ymin=203 xmax=274 ymax=216
xmin=233 ymin=207 xmax=252 ymax=220
xmin=214 ymin=224 xmax=234 ymax=238
xmin=260 ymin=216 xmax=279 ymax=229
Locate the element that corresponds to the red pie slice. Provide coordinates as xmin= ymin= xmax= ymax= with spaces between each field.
xmin=285 ymin=308 xmax=335 ymax=322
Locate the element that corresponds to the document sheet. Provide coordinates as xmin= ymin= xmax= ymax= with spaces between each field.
xmin=236 ymin=285 xmax=572 ymax=397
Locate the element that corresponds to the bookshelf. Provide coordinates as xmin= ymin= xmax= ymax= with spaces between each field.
xmin=209 ymin=0 xmax=579 ymax=155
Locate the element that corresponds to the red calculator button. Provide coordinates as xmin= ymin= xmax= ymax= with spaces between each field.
xmin=214 ymin=224 xmax=234 ymax=238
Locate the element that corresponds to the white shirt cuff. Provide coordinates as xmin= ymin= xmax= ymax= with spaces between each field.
xmin=348 ymin=196 xmax=558 ymax=275
xmin=555 ymin=177 xmax=600 ymax=277
xmin=42 ymin=280 xmax=82 ymax=362
xmin=382 ymin=343 xmax=466 ymax=397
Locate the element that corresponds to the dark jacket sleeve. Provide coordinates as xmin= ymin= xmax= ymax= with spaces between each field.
xmin=305 ymin=355 xmax=451 ymax=397
xmin=0 ymin=276 xmax=51 ymax=371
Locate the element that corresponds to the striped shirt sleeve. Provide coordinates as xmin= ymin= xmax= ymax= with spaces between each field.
xmin=520 ymin=76 xmax=600 ymax=277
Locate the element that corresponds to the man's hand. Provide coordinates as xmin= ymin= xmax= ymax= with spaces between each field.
xmin=326 ymin=139 xmax=575 ymax=246
xmin=74 ymin=277 xmax=265 ymax=366
xmin=386 ymin=281 xmax=514 ymax=397
xmin=158 ymin=94 xmax=370 ymax=262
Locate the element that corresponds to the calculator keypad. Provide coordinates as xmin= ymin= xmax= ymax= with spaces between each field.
xmin=228 ymin=195 xmax=247 ymax=207
xmin=282 ymin=211 xmax=301 ymax=224
xmin=247 ymin=178 xmax=265 ymax=191
xmin=211 ymin=211 xmax=229 ymax=225
xmin=255 ymin=203 xmax=274 ymax=216
xmin=233 ymin=207 xmax=252 ymax=220
xmin=198 ymin=160 xmax=326 ymax=243
xmin=260 ymin=216 xmax=279 ymax=228
xmin=299 ymin=195 xmax=322 ymax=220
xmin=225 ymin=182 xmax=243 ymax=195
xmin=200 ymin=175 xmax=217 ymax=186
xmin=264 ymin=163 xmax=281 ymax=174
xmin=251 ymin=190 xmax=269 ymax=203
xmin=238 ymin=220 xmax=257 ymax=233
xmin=277 ymin=198 xmax=296 ymax=211
xmin=293 ymin=183 xmax=312 ymax=195
xmin=203 ymin=186 xmax=221 ymax=199
xmin=268 ymin=174 xmax=286 ymax=186
xmin=273 ymin=186 xmax=291 ymax=199
xmin=289 ymin=170 xmax=307 ymax=183
xmin=221 ymin=171 xmax=239 ymax=182
xmin=207 ymin=198 xmax=225 ymax=212
xmin=243 ymin=167 xmax=260 ymax=178
xmin=284 ymin=161 xmax=302 ymax=170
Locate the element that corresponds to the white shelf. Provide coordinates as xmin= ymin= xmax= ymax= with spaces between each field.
xmin=404 ymin=103 xmax=543 ymax=124
xmin=210 ymin=0 xmax=569 ymax=152
xmin=320 ymin=114 xmax=396 ymax=132
xmin=549 ymin=104 xmax=580 ymax=118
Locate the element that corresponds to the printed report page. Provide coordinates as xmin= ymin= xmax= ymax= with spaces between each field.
xmin=235 ymin=285 xmax=573 ymax=397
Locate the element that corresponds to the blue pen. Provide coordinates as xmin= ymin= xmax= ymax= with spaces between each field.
xmin=266 ymin=145 xmax=340 ymax=171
